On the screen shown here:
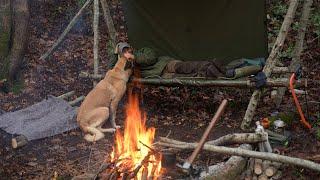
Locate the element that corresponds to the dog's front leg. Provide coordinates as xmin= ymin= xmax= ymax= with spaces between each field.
xmin=110 ymin=98 xmax=121 ymax=129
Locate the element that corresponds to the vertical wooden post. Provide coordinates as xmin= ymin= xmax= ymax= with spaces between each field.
xmin=100 ymin=0 xmax=117 ymax=70
xmin=93 ymin=0 xmax=99 ymax=86
xmin=241 ymin=0 xmax=299 ymax=130
xmin=274 ymin=0 xmax=313 ymax=107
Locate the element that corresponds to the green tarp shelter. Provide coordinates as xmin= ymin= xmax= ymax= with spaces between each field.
xmin=122 ymin=0 xmax=267 ymax=64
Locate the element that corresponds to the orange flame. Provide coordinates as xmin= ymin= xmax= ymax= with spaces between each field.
xmin=110 ymin=92 xmax=161 ymax=179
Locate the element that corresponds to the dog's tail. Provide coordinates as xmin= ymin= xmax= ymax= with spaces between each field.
xmin=83 ymin=127 xmax=105 ymax=142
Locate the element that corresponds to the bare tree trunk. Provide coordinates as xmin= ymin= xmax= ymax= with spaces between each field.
xmin=0 ymin=0 xmax=12 ymax=79
xmin=7 ymin=0 xmax=29 ymax=80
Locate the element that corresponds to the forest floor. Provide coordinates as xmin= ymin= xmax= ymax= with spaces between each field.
xmin=0 ymin=0 xmax=320 ymax=179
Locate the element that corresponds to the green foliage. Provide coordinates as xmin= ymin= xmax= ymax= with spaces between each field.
xmin=292 ymin=21 xmax=300 ymax=32
xmin=316 ymin=128 xmax=320 ymax=141
xmin=311 ymin=10 xmax=320 ymax=37
xmin=279 ymin=44 xmax=295 ymax=59
xmin=11 ymin=78 xmax=24 ymax=94
xmin=272 ymin=1 xmax=288 ymax=18
xmin=77 ymin=0 xmax=86 ymax=7
xmin=0 ymin=56 xmax=10 ymax=80
xmin=0 ymin=31 xmax=10 ymax=58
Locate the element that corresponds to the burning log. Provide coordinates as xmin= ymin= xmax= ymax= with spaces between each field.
xmin=129 ymin=152 xmax=152 ymax=179
xmin=141 ymin=166 xmax=148 ymax=180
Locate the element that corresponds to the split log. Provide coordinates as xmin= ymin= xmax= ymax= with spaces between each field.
xmin=265 ymin=166 xmax=277 ymax=177
xmin=158 ymin=138 xmax=320 ymax=172
xmin=243 ymin=158 xmax=255 ymax=180
xmin=100 ymin=0 xmax=118 ymax=69
xmin=11 ymin=135 xmax=28 ymax=149
xmin=57 ymin=91 xmax=75 ymax=99
xmin=69 ymin=96 xmax=85 ymax=106
xmin=254 ymin=159 xmax=263 ymax=175
xmin=40 ymin=0 xmax=93 ymax=60
xmin=93 ymin=0 xmax=99 ymax=86
xmin=199 ymin=144 xmax=252 ymax=180
xmin=257 ymin=174 xmax=268 ymax=180
xmin=241 ymin=0 xmax=299 ymax=130
xmin=274 ymin=0 xmax=313 ymax=107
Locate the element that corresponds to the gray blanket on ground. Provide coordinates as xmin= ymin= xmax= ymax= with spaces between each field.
xmin=0 ymin=95 xmax=78 ymax=141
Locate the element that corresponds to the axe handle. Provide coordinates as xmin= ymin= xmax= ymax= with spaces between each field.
xmin=186 ymin=99 xmax=228 ymax=165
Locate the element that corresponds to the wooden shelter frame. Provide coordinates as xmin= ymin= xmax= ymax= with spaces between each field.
xmin=40 ymin=0 xmax=314 ymax=131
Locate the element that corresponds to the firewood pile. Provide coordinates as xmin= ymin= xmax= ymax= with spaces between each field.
xmin=242 ymin=158 xmax=283 ymax=180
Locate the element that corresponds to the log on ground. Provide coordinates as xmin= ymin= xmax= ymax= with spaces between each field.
xmin=158 ymin=138 xmax=320 ymax=172
xmin=199 ymin=144 xmax=252 ymax=180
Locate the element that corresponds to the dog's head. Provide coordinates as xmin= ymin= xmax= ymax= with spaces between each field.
xmin=115 ymin=42 xmax=135 ymax=69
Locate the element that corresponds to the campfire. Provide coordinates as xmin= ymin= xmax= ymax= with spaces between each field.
xmin=104 ymin=92 xmax=162 ymax=179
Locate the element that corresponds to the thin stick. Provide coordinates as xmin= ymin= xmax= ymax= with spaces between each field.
xmin=40 ymin=0 xmax=93 ymax=60
xmin=68 ymin=96 xmax=85 ymax=106
xmin=57 ymin=91 xmax=75 ymax=99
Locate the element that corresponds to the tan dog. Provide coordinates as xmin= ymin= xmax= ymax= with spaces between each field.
xmin=77 ymin=46 xmax=134 ymax=142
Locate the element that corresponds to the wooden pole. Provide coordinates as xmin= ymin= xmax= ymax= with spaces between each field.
xmin=206 ymin=132 xmax=268 ymax=146
xmin=79 ymin=72 xmax=308 ymax=88
xmin=39 ymin=0 xmax=93 ymax=60
xmin=183 ymin=100 xmax=228 ymax=168
xmin=274 ymin=0 xmax=313 ymax=107
xmin=100 ymin=0 xmax=118 ymax=69
xmin=93 ymin=0 xmax=99 ymax=86
xmin=241 ymin=0 xmax=299 ymax=130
